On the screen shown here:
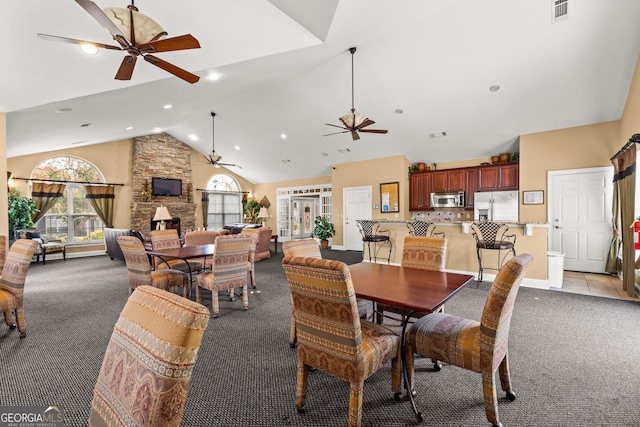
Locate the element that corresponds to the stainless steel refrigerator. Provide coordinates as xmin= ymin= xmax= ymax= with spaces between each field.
xmin=473 ymin=190 xmax=519 ymax=222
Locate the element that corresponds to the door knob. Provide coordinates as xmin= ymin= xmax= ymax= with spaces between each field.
xmin=554 ymin=226 xmax=563 ymax=229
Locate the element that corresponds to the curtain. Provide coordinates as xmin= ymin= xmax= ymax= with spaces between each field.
xmin=605 ymin=184 xmax=622 ymax=274
xmin=610 ymin=134 xmax=639 ymax=297
xmin=31 ymin=182 xmax=66 ymax=224
xmin=84 ymin=185 xmax=115 ymax=228
xmin=201 ymin=192 xmax=209 ymax=230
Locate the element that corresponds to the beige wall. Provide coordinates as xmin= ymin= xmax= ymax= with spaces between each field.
xmin=1 ymin=113 xmax=8 ymax=245
xmin=621 ymin=55 xmax=640 ymax=139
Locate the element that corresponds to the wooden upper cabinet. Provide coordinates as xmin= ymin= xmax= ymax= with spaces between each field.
xmin=409 ymin=172 xmax=431 ymax=210
xmin=465 ymin=168 xmax=478 ymax=209
xmin=478 ymin=163 xmax=519 ymax=191
xmin=431 ymin=169 xmax=464 ymax=192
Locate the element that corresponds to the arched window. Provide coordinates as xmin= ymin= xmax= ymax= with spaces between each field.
xmin=31 ymin=156 xmax=105 ymax=243
xmin=206 ymin=174 xmax=242 ymax=229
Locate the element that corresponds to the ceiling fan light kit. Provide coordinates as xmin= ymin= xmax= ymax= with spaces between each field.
xmin=324 ymin=46 xmax=388 ymax=141
xmin=37 ymin=0 xmax=201 ymax=83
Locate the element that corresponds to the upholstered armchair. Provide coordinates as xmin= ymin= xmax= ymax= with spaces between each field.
xmin=282 ymin=256 xmax=401 ymax=427
xmin=405 ymin=254 xmax=533 ymax=427
xmin=376 ymin=236 xmax=447 ymax=324
xmin=240 ymin=227 xmax=272 ymax=261
xmin=117 ymin=236 xmax=188 ymax=297
xmin=15 ymin=229 xmax=65 ymax=265
xmin=149 ymin=229 xmax=202 ymax=274
xmin=89 ymin=285 xmax=210 ymax=427
xmin=0 ymin=239 xmax=39 ymax=338
xmin=195 ymin=235 xmax=251 ymax=318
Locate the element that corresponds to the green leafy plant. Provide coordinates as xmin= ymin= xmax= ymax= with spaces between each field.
xmin=311 ymin=216 xmax=335 ymax=241
xmin=8 ymin=188 xmax=39 ymax=237
xmin=244 ymin=198 xmax=261 ymax=224
xmin=408 ymin=165 xmax=419 ymax=178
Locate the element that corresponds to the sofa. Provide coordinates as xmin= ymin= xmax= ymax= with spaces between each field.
xmin=240 ymin=227 xmax=273 ymax=261
xmin=223 ymin=223 xmax=262 ymax=235
xmin=104 ymin=228 xmax=135 ymax=261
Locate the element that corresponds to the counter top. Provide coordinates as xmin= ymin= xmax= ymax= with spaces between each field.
xmin=369 ymin=219 xmax=548 ymax=226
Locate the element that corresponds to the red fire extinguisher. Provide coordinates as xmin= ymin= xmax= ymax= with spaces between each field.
xmin=634 ymin=222 xmax=640 ymax=250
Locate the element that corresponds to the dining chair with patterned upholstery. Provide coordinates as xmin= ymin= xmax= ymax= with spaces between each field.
xmin=406 ymin=220 xmax=445 ymax=238
xmin=282 ymin=256 xmax=401 ymax=427
xmin=195 ymin=235 xmax=251 ymax=318
xmin=0 ymin=235 xmax=6 ymax=273
xmin=405 ymin=253 xmax=533 ymax=427
xmin=376 ymin=236 xmax=447 ymax=325
xmin=117 ymin=236 xmax=188 ymax=297
xmin=88 ymin=285 xmax=210 ymax=427
xmin=149 ymin=229 xmax=203 ymax=274
xmin=471 ymin=222 xmax=516 ymax=283
xmin=0 ymin=239 xmax=39 ymax=338
xmin=183 ymin=230 xmax=220 ymax=270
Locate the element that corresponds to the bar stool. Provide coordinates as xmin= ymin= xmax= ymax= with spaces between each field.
xmin=406 ymin=220 xmax=445 ymax=238
xmin=471 ymin=222 xmax=516 ymax=283
xmin=356 ymin=220 xmax=392 ymax=264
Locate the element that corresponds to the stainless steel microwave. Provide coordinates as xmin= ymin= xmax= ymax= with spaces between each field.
xmin=430 ymin=191 xmax=465 ymax=208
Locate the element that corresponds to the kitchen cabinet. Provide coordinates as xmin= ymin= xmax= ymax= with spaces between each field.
xmin=409 ymin=172 xmax=431 ymax=210
xmin=465 ymin=168 xmax=478 ymax=209
xmin=478 ymin=163 xmax=519 ymax=191
xmin=431 ymin=169 xmax=464 ymax=192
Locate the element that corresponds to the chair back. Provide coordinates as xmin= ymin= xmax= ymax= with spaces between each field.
xmin=401 ymin=236 xmax=446 ymax=271
xmin=150 ymin=229 xmax=182 ymax=250
xmin=184 ymin=230 xmax=219 ymax=246
xmin=471 ymin=222 xmax=510 ymax=248
xmin=117 ymin=236 xmax=154 ymax=288
xmin=481 ymin=253 xmax=533 ymax=368
xmin=356 ymin=220 xmax=376 ymax=238
xmin=282 ymin=257 xmax=364 ymax=379
xmin=406 ymin=221 xmax=436 ymax=237
xmin=282 ymin=238 xmax=321 ymax=259
xmin=89 ymin=285 xmax=210 ymax=427
xmin=0 ymin=239 xmax=39 ymax=305
xmin=211 ymin=235 xmax=251 ymax=288
xmin=0 ymin=235 xmax=6 ymax=273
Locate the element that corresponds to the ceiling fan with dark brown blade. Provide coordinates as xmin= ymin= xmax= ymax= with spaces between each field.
xmin=203 ymin=112 xmax=242 ymax=169
xmin=324 ymin=47 xmax=388 ymax=141
xmin=37 ymin=0 xmax=201 ymax=83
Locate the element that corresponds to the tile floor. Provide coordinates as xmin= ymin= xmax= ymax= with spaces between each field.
xmin=554 ymin=271 xmax=640 ymax=301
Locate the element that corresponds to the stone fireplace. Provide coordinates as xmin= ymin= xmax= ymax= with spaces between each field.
xmin=130 ymin=133 xmax=196 ymax=239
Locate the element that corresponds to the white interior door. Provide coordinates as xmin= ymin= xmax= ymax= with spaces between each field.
xmin=549 ymin=167 xmax=613 ymax=273
xmin=344 ymin=186 xmax=372 ymax=251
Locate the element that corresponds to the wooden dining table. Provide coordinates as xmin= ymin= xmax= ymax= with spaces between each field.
xmin=146 ymin=244 xmax=216 ymax=299
xmin=348 ymin=262 xmax=474 ymax=421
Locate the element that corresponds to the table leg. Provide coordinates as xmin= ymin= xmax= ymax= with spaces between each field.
xmin=399 ymin=310 xmax=423 ymax=421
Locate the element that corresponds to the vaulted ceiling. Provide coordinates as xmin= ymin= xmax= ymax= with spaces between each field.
xmin=4 ymin=0 xmax=640 ymax=183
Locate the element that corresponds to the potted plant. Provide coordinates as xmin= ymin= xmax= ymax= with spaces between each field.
xmin=311 ymin=216 xmax=335 ymax=249
xmin=244 ymin=198 xmax=261 ymax=224
xmin=8 ymin=188 xmax=38 ymax=240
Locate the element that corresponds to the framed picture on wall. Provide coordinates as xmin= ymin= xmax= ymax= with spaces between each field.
xmin=380 ymin=182 xmax=399 ymax=212
xmin=523 ymin=190 xmax=544 ymax=205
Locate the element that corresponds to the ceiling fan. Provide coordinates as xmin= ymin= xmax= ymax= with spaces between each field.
xmin=203 ymin=112 xmax=242 ymax=169
xmin=37 ymin=0 xmax=201 ymax=83
xmin=324 ymin=47 xmax=388 ymax=141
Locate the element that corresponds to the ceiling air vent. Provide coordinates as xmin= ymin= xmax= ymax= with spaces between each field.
xmin=553 ymin=0 xmax=568 ymax=20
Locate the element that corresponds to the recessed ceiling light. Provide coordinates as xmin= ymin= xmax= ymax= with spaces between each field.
xmin=188 ymin=134 xmax=198 ymax=141
xmin=207 ymin=72 xmax=221 ymax=81
xmin=489 ymin=84 xmax=501 ymax=92
xmin=321 ymin=152 xmax=329 ymax=157
xmin=54 ymin=108 xmax=72 ymax=113
xmin=79 ymin=44 xmax=98 ymax=55
xmin=395 ymin=108 xmax=403 ymax=114
xmin=429 ymin=132 xmax=447 ymax=138
xmin=234 ymin=145 xmax=240 ymax=150
xmin=338 ymin=148 xmax=351 ymax=154
xmin=153 ymin=127 xmax=162 ymax=133
xmin=126 ymin=126 xmax=133 ymax=130
xmin=163 ymin=104 xmax=172 ymax=109
xmin=281 ymin=133 xmax=287 ymax=139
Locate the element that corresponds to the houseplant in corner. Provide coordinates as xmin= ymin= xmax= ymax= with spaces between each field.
xmin=8 ymin=188 xmax=38 ymax=240
xmin=311 ymin=216 xmax=335 ymax=249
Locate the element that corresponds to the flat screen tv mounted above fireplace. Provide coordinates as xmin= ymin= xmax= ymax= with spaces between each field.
xmin=152 ymin=177 xmax=182 ymax=196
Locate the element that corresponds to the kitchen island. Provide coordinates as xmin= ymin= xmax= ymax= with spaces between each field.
xmin=360 ymin=219 xmax=549 ymax=287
